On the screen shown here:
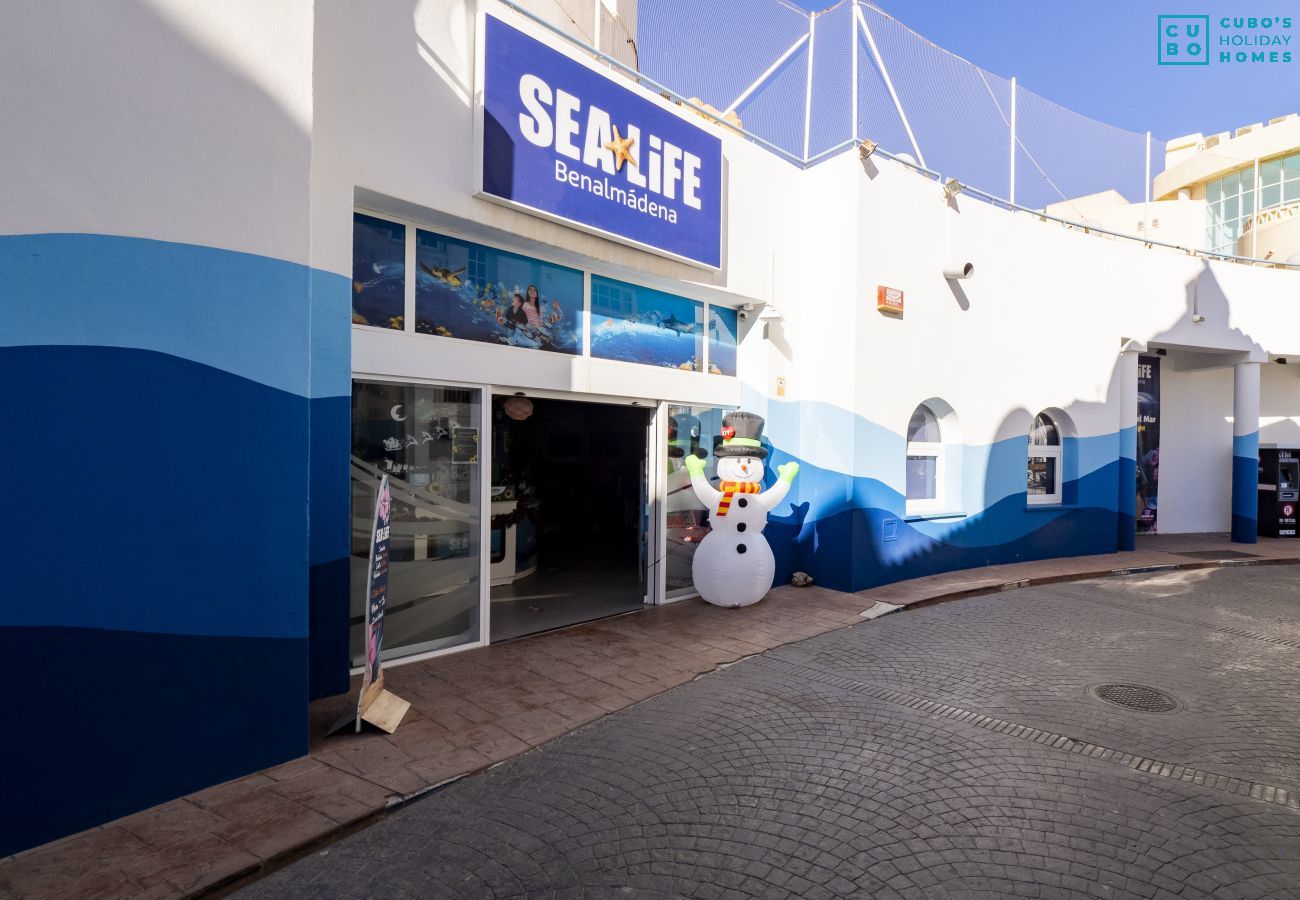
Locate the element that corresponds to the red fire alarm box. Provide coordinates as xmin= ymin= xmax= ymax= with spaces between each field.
xmin=877 ymin=285 xmax=903 ymax=314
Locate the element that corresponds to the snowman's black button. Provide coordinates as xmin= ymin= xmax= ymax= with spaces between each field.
xmin=737 ymin=543 xmax=747 ymax=554
xmin=737 ymin=498 xmax=748 ymax=508
xmin=737 ymin=522 xmax=747 ymax=532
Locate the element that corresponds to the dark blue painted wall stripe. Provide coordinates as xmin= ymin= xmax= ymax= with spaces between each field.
xmin=0 ymin=345 xmax=310 ymax=638
xmin=0 ymin=626 xmax=306 ymax=858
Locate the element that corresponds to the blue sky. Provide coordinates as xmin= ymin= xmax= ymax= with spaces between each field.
xmin=790 ymin=0 xmax=1300 ymax=140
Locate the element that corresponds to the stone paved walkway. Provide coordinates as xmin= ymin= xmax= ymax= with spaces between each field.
xmin=241 ymin=563 xmax=1300 ymax=899
xmin=2 ymin=534 xmax=1297 ymax=898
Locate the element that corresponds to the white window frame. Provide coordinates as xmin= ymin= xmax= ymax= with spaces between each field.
xmin=905 ymin=440 xmax=945 ymax=516
xmin=1027 ymin=417 xmax=1063 ymax=506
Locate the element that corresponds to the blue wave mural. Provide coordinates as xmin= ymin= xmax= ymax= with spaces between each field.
xmin=741 ymin=396 xmax=1125 ymax=592
xmin=0 ymin=234 xmax=350 ymax=855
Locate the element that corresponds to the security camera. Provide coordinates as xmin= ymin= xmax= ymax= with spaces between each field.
xmin=738 ymin=308 xmax=750 ymax=321
xmin=943 ymin=261 xmax=974 ymax=280
xmin=738 ymin=301 xmax=765 ymax=321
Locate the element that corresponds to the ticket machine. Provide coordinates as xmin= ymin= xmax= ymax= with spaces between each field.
xmin=1257 ymin=446 xmax=1300 ymax=537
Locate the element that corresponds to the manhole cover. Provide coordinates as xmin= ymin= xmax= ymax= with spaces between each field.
xmin=1090 ymin=683 xmax=1181 ymax=713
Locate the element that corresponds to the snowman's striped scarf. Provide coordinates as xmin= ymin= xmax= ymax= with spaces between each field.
xmin=716 ymin=481 xmax=761 ymax=516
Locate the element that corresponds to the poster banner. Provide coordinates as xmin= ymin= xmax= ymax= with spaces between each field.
xmin=352 ymin=213 xmax=406 ymax=330
xmin=361 ymin=475 xmax=392 ymax=693
xmin=707 ymin=306 xmax=738 ymax=376
xmin=415 ymin=229 xmax=583 ymax=355
xmin=591 ymin=275 xmax=704 ymax=371
xmin=479 ymin=14 xmax=723 ymax=268
xmin=1137 ymin=355 xmax=1161 ymax=533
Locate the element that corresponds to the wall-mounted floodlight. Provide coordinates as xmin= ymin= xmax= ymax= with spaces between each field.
xmin=942 ymin=262 xmax=974 ymax=280
xmin=858 ymin=139 xmax=878 ymax=160
xmin=942 ymin=178 xmax=963 ymax=200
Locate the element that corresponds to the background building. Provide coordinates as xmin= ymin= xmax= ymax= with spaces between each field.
xmin=1156 ymin=115 xmax=1300 ymax=263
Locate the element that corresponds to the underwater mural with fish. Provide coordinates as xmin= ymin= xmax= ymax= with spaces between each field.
xmin=590 ymin=275 xmax=708 ymax=372
xmin=352 ymin=213 xmax=406 ymax=330
xmin=414 ymin=229 xmax=583 ymax=355
xmin=708 ymin=305 xmax=738 ymax=377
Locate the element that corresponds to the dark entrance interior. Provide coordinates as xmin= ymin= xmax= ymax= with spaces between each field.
xmin=489 ymin=395 xmax=649 ymax=641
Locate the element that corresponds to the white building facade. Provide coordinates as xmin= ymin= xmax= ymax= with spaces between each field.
xmin=3 ymin=0 xmax=1299 ymax=858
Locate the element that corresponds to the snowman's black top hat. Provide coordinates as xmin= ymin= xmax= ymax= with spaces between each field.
xmin=714 ymin=411 xmax=768 ymax=459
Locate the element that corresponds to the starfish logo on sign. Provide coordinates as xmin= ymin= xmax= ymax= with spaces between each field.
xmin=604 ymin=125 xmax=637 ymax=172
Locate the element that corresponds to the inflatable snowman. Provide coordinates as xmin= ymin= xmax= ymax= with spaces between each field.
xmin=683 ymin=411 xmax=799 ymax=607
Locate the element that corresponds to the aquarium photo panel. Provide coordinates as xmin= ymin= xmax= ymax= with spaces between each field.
xmin=415 ymin=230 xmax=582 ymax=355
xmin=707 ymin=305 xmax=738 ymax=376
xmin=352 ymin=213 xmax=406 ymax=329
xmin=591 ymin=276 xmax=704 ymax=371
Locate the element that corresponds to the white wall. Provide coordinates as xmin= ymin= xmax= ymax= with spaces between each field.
xmin=1 ymin=0 xmax=313 ymax=263
xmin=313 ymin=0 xmax=1300 ymax=531
xmin=1261 ymin=362 xmax=1300 ymax=446
xmin=1158 ymin=365 xmax=1233 ymax=534
xmin=314 ymin=0 xmax=809 ymax=410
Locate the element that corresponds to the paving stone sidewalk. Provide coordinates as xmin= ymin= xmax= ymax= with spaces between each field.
xmin=2 ymin=534 xmax=1297 ymax=899
xmin=241 ymin=562 xmax=1300 ymax=899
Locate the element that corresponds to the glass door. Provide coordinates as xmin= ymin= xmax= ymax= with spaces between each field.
xmin=350 ymin=380 xmax=484 ymax=663
xmin=663 ymin=404 xmax=731 ymax=601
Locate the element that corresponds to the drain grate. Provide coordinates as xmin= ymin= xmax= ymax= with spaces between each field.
xmin=1091 ymin=683 xmax=1181 ymax=713
xmin=1173 ymin=550 xmax=1260 ymax=560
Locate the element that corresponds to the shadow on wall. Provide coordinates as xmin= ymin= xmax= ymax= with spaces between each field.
xmin=760 ymin=260 xmax=1275 ymax=594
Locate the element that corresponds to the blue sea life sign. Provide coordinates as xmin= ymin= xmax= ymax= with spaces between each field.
xmin=416 ymin=229 xmax=583 ymax=355
xmin=591 ymin=275 xmax=706 ymax=371
xmin=479 ymin=14 xmax=723 ymax=269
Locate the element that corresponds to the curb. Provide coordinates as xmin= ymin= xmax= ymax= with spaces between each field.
xmin=899 ymin=556 xmax=1300 ymax=612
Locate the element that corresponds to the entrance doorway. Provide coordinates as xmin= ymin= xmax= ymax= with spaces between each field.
xmin=489 ymin=395 xmax=651 ymax=641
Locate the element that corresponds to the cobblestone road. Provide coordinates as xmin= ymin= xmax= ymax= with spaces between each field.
xmin=239 ymin=565 xmax=1300 ymax=899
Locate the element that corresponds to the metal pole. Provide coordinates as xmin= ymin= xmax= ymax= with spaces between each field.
xmin=722 ymin=32 xmax=810 ymax=117
xmin=1009 ymin=76 xmax=1016 ymax=205
xmin=850 ymin=1 xmax=858 ymax=143
xmin=856 ymin=3 xmax=925 ymax=168
xmin=1144 ymin=131 xmax=1151 ymax=237
xmin=803 ymin=11 xmax=816 ymax=161
xmin=592 ymin=0 xmax=601 ymax=53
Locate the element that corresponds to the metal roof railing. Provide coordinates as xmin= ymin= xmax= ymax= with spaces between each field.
xmin=495 ymin=0 xmax=1300 ymax=272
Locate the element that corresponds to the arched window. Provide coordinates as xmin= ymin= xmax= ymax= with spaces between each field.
xmin=1027 ymin=412 xmax=1062 ymax=504
xmin=906 ymin=404 xmax=944 ymax=514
